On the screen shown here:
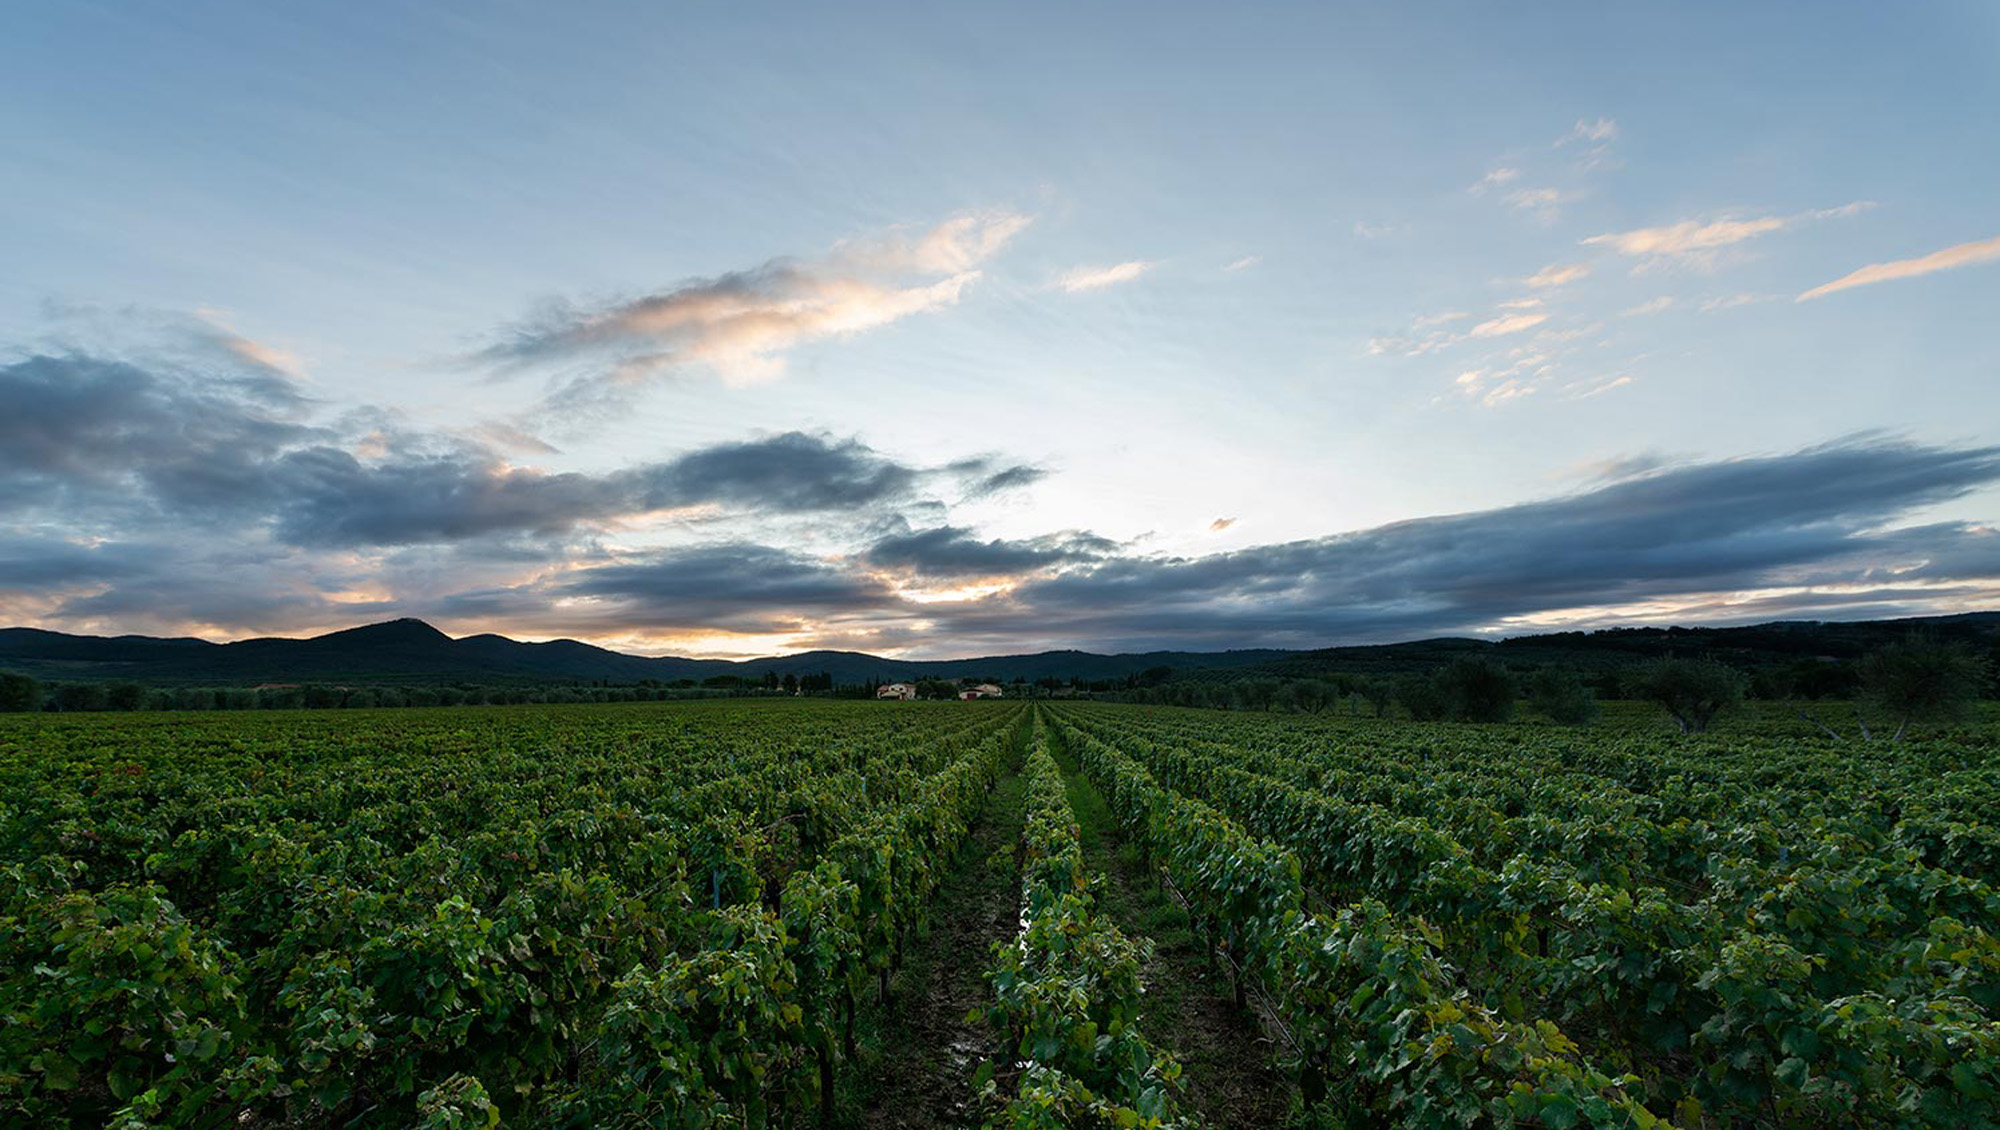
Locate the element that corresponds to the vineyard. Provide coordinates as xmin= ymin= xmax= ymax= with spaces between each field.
xmin=3 ymin=699 xmax=1997 ymax=1128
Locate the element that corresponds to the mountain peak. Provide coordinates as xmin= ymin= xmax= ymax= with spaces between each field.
xmin=312 ymin=618 xmax=454 ymax=646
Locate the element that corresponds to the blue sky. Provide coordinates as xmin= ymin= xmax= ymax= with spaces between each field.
xmin=4 ymin=1 xmax=1999 ymax=656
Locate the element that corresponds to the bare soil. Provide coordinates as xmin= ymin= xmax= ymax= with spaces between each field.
xmin=857 ymin=770 xmax=1027 ymax=1130
xmin=1054 ymin=737 xmax=1298 ymax=1130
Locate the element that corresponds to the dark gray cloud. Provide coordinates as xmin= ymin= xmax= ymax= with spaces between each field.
xmin=4 ymin=350 xmax=1998 ymax=654
xmin=633 ymin=432 xmax=921 ymax=514
xmin=907 ymin=436 xmax=2000 ymax=650
xmin=388 ymin=437 xmax=2000 ymax=652
xmin=0 ymin=354 xmax=1008 ymax=549
xmin=439 ymin=543 xmax=901 ymax=635
xmin=863 ymin=525 xmax=1117 ymax=578
xmin=0 ymin=354 xmax=319 ymax=511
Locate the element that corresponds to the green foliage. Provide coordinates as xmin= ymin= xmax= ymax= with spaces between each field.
xmin=5 ymin=697 xmax=1997 ymax=1129
xmin=0 ymin=670 xmax=41 ymax=712
xmin=1049 ymin=701 xmax=2000 ymax=1129
xmin=0 ymin=699 xmax=1027 ymax=1127
xmin=1625 ymin=657 xmax=1747 ymax=733
xmin=977 ymin=739 xmax=1191 ymax=1129
xmin=1395 ymin=672 xmax=1454 ymax=720
xmin=1860 ymin=633 xmax=1993 ymax=739
xmin=1526 ymin=667 xmax=1600 ymax=725
xmin=1437 ymin=657 xmax=1518 ymax=723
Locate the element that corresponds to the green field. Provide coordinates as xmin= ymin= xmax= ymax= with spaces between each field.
xmin=3 ymin=700 xmax=1997 ymax=1129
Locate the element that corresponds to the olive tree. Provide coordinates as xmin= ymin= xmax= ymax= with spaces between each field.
xmin=1625 ymin=657 xmax=1745 ymax=734
xmin=1859 ymin=634 xmax=1992 ymax=741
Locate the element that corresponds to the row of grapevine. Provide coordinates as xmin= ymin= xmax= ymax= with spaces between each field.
xmin=1053 ymin=704 xmax=2000 ymax=1128
xmin=973 ymin=726 xmax=1190 ymax=1128
xmin=0 ymin=701 xmax=1027 ymax=1128
xmin=1043 ymin=708 xmax=1678 ymax=1129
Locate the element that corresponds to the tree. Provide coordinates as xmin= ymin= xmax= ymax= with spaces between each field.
xmin=1437 ymin=658 xmax=1517 ymax=723
xmin=1625 ymin=657 xmax=1745 ymax=734
xmin=1355 ymin=677 xmax=1395 ymax=718
xmin=1859 ymin=633 xmax=1992 ymax=742
xmin=1526 ymin=668 xmax=1599 ymax=725
xmin=53 ymin=683 xmax=110 ymax=712
xmin=106 ymin=682 xmax=147 ymax=711
xmin=0 ymin=671 xmax=40 ymax=712
xmin=1393 ymin=673 xmax=1452 ymax=721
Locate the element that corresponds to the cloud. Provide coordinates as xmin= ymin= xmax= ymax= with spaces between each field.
xmin=908 ymin=436 xmax=2000 ymax=650
xmin=9 ymin=403 xmax=2000 ymax=651
xmin=1352 ymin=221 xmax=1398 ymax=239
xmin=1412 ymin=311 xmax=1470 ymax=328
xmin=1571 ymin=374 xmax=1636 ymax=398
xmin=1054 ymin=260 xmax=1156 ymax=292
xmin=1560 ymin=117 xmax=1619 ymax=145
xmin=1472 ymin=167 xmax=1522 ymax=192
xmin=1468 ymin=312 xmax=1549 ymax=338
xmin=1523 ymin=262 xmax=1591 ymax=288
xmin=1797 ymin=233 xmax=2000 ymax=301
xmin=0 ymin=353 xmax=1033 ymax=550
xmin=441 ymin=543 xmax=903 ymax=637
xmin=1504 ymin=187 xmax=1572 ymax=218
xmin=476 ymin=209 xmax=1031 ymax=397
xmin=1621 ymin=296 xmax=1674 ymax=317
xmin=951 ymin=460 xmax=1048 ymax=499
xmin=862 ymin=525 xmax=1117 ymax=579
xmin=1698 ymin=293 xmax=1771 ymax=312
xmin=1210 ymin=517 xmax=1236 ymax=532
xmin=1585 ymin=202 xmax=1874 ymax=268
xmin=1223 ymin=255 xmax=1262 ymax=272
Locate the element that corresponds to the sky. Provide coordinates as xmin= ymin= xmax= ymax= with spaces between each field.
xmin=4 ymin=1 xmax=1999 ymax=659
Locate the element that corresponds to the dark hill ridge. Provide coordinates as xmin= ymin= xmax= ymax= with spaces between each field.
xmin=1 ymin=612 xmax=1994 ymax=688
xmin=0 ymin=618 xmax=1285 ymax=686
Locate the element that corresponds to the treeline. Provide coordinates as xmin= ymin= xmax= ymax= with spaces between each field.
xmin=1107 ymin=634 xmax=1995 ymax=738
xmin=1106 ymin=663 xmax=1598 ymax=723
xmin=0 ymin=671 xmax=842 ymax=713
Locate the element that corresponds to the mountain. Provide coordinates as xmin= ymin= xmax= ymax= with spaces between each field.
xmin=0 ymin=618 xmax=1284 ymax=686
xmin=2 ymin=612 xmax=1995 ymax=688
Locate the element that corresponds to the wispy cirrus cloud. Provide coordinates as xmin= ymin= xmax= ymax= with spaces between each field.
xmin=1621 ymin=296 xmax=1674 ymax=317
xmin=1504 ymin=186 xmax=1576 ymax=221
xmin=1560 ymin=117 xmax=1619 ymax=145
xmin=1223 ymin=255 xmax=1262 ymax=272
xmin=1468 ymin=312 xmax=1549 ymax=338
xmin=1523 ymin=262 xmax=1591 ymax=288
xmin=475 ymin=209 xmax=1033 ymax=400
xmin=1054 ymin=260 xmax=1156 ymax=292
xmin=1584 ymin=202 xmax=1873 ymax=269
xmin=1798 ymin=233 xmax=2000 ymax=301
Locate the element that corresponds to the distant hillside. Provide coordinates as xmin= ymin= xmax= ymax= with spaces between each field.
xmin=1 ymin=612 xmax=1994 ymax=689
xmin=0 ymin=618 xmax=1284 ymax=687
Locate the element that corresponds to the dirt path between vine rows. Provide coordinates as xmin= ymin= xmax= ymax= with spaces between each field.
xmin=1051 ymin=736 xmax=1297 ymax=1130
xmin=858 ymin=768 xmax=1027 ymax=1130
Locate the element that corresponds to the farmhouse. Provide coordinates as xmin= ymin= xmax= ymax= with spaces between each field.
xmin=875 ymin=682 xmax=916 ymax=701
xmin=958 ymin=683 xmax=1005 ymax=700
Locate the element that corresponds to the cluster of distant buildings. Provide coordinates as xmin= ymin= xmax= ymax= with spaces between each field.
xmin=875 ymin=682 xmax=1004 ymax=701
